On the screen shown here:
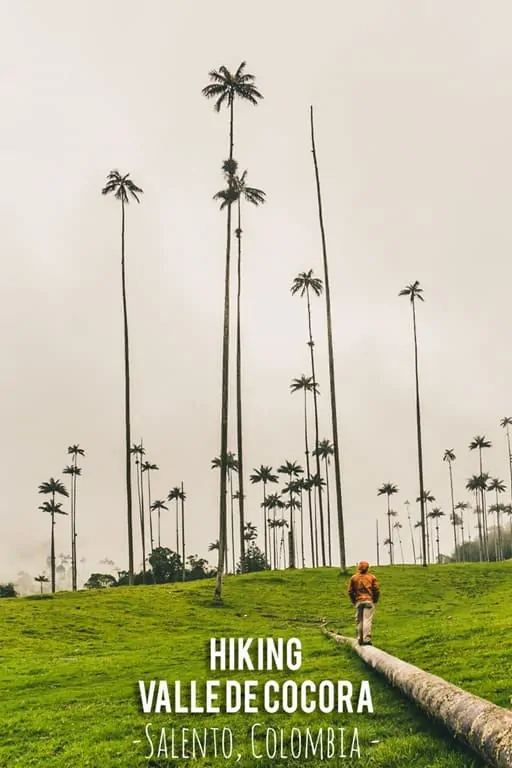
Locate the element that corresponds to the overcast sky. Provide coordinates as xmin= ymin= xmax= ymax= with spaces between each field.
xmin=2 ymin=1 xmax=512 ymax=584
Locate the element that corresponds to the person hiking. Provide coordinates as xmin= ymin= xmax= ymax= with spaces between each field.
xmin=347 ymin=561 xmax=380 ymax=646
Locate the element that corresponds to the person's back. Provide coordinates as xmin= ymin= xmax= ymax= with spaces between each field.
xmin=347 ymin=561 xmax=380 ymax=645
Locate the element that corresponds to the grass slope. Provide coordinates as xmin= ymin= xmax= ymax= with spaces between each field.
xmin=1 ymin=562 xmax=511 ymax=767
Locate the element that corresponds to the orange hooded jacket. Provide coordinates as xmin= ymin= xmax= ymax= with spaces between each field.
xmin=347 ymin=562 xmax=380 ymax=605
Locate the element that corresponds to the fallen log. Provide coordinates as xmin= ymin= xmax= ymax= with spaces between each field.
xmin=322 ymin=625 xmax=512 ymax=768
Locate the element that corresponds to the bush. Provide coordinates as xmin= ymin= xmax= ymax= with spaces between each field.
xmin=0 ymin=583 xmax=18 ymax=598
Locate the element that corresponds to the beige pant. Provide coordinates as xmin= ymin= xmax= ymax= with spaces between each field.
xmin=355 ymin=601 xmax=375 ymax=643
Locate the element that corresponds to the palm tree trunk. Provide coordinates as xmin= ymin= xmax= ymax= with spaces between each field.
xmin=51 ymin=510 xmax=56 ymax=594
xmin=407 ymin=507 xmax=416 ymax=563
xmin=310 ymin=105 xmax=346 ymax=569
xmin=121 ymin=199 xmax=134 ymax=585
xmin=230 ymin=471 xmax=235 ymax=574
xmin=305 ymin=287 xmax=326 ymax=565
xmin=288 ymin=486 xmax=296 ymax=568
xmin=376 ymin=519 xmax=380 ymax=566
xmin=410 ymin=299 xmax=427 ymax=567
xmin=324 ymin=458 xmax=332 ymax=566
xmin=235 ymin=199 xmax=246 ymax=572
xmin=158 ymin=509 xmax=161 ymax=548
xmin=139 ymin=442 xmax=146 ymax=580
xmin=175 ymin=499 xmax=179 ymax=554
xmin=147 ymin=471 xmax=154 ymax=552
xmin=448 ymin=462 xmax=457 ymax=560
xmin=215 ymin=100 xmax=234 ymax=602
xmin=299 ymin=487 xmax=305 ymax=567
xmin=303 ymin=389 xmax=316 ymax=567
xmin=181 ymin=483 xmax=185 ymax=582
xmin=387 ymin=497 xmax=393 ymax=565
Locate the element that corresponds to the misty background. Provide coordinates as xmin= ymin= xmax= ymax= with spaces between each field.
xmin=1 ymin=1 xmax=512 ymax=587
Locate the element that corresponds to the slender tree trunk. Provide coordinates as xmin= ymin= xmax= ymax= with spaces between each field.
xmin=230 ymin=470 xmax=235 ymax=574
xmin=300 ymin=487 xmax=305 ymax=567
xmin=376 ymin=519 xmax=380 ymax=566
xmin=51 ymin=508 xmax=56 ymax=594
xmin=158 ymin=509 xmax=161 ymax=549
xmin=387 ymin=497 xmax=393 ymax=565
xmin=176 ymin=499 xmax=179 ymax=554
xmin=147 ymin=471 xmax=154 ymax=552
xmin=121 ymin=200 xmax=134 ymax=585
xmin=288 ymin=485 xmax=296 ymax=568
xmin=302 ymin=389 xmax=316 ymax=567
xmin=310 ymin=105 xmax=346 ymax=569
xmin=215 ymin=100 xmax=234 ymax=601
xmin=305 ymin=287 xmax=326 ymax=565
xmin=407 ymin=506 xmax=416 ymax=564
xmin=235 ymin=199 xmax=246 ymax=572
xmin=412 ymin=300 xmax=427 ymax=567
xmin=448 ymin=461 xmax=457 ymax=560
xmin=325 ymin=457 xmax=332 ymax=566
xmin=73 ymin=465 xmax=78 ymax=590
xmin=478 ymin=451 xmax=489 ymax=560
xmin=140 ymin=441 xmax=146 ymax=580
xmin=181 ymin=483 xmax=185 ymax=582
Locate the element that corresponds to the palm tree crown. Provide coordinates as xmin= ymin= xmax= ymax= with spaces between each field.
xmin=399 ymin=281 xmax=424 ymax=303
xmin=291 ymin=270 xmax=323 ymax=298
xmin=202 ymin=62 xmax=263 ymax=111
xmin=101 ymin=171 xmax=143 ymax=204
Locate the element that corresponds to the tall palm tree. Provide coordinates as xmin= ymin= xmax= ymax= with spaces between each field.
xmin=313 ymin=438 xmax=334 ymax=565
xmin=130 ymin=442 xmax=148 ymax=580
xmin=214 ymin=164 xmax=265 ymax=573
xmin=465 ymin=475 xmax=487 ymax=560
xmin=404 ymin=499 xmax=416 ymax=563
xmin=277 ymin=461 xmax=304 ymax=568
xmin=167 ymin=486 xmax=185 ymax=562
xmin=377 ymin=483 xmax=399 ymax=564
xmin=141 ymin=461 xmax=159 ymax=551
xmin=392 ymin=518 xmax=405 ymax=564
xmin=399 ymin=280 xmax=426 ymax=566
xmin=428 ymin=507 xmax=445 ymax=563
xmin=290 ymin=375 xmax=317 ymax=566
xmin=262 ymin=493 xmax=285 ymax=569
xmin=443 ymin=449 xmax=457 ymax=559
xmin=212 ymin=452 xmax=239 ymax=571
xmin=65 ymin=444 xmax=85 ymax=590
xmin=291 ymin=270 xmax=326 ymax=565
xmin=249 ymin=465 xmax=278 ymax=563
xmin=310 ymin=107 xmax=346 ymax=569
xmin=34 ymin=574 xmax=49 ymax=594
xmin=203 ymin=62 xmax=263 ymax=602
xmin=500 ymin=417 xmax=512 ymax=510
xmin=38 ymin=483 xmax=68 ymax=594
xmin=416 ymin=489 xmax=436 ymax=564
xmin=487 ymin=477 xmax=506 ymax=561
xmin=102 ymin=170 xmax=143 ymax=586
xmin=469 ymin=436 xmax=492 ymax=559
xmin=150 ymin=500 xmax=168 ymax=549
xmin=454 ymin=501 xmax=469 ymax=559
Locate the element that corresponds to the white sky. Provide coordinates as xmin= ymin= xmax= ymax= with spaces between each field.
xmin=2 ymin=1 xmax=512 ymax=582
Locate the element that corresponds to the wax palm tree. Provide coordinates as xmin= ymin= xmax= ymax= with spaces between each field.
xmin=500 ymin=418 xmax=512 ymax=508
xmin=465 ymin=476 xmax=487 ymax=560
xmin=65 ymin=444 xmax=85 ymax=590
xmin=455 ymin=501 xmax=470 ymax=559
xmin=310 ymin=108 xmax=346 ymax=569
xmin=428 ymin=507 xmax=445 ymax=563
xmin=263 ymin=493 xmax=285 ymax=569
xmin=212 ymin=452 xmax=239 ymax=571
xmin=416 ymin=489 xmax=436 ymax=564
xmin=130 ymin=442 xmax=148 ymax=579
xmin=102 ymin=171 xmax=143 ymax=586
xmin=214 ymin=164 xmax=265 ymax=573
xmin=150 ymin=500 xmax=168 ymax=549
xmin=392 ymin=519 xmax=405 ymax=564
xmin=377 ymin=483 xmax=399 ymax=564
xmin=291 ymin=270 xmax=327 ymax=565
xmin=168 ymin=486 xmax=185 ymax=560
xmin=249 ymin=465 xmax=278 ymax=563
xmin=34 ymin=574 xmax=49 ymax=594
xmin=442 ymin=449 xmax=458 ymax=559
xmin=141 ymin=461 xmax=159 ymax=551
xmin=203 ymin=62 xmax=263 ymax=601
xmin=277 ymin=461 xmax=304 ymax=568
xmin=399 ymin=280 xmax=426 ymax=566
xmin=404 ymin=500 xmax=416 ymax=564
xmin=469 ymin=436 xmax=492 ymax=559
xmin=487 ymin=477 xmax=506 ymax=561
xmin=38 ymin=496 xmax=68 ymax=593
xmin=290 ymin=374 xmax=317 ymax=566
xmin=313 ymin=438 xmax=334 ymax=565
xmin=208 ymin=540 xmax=220 ymax=552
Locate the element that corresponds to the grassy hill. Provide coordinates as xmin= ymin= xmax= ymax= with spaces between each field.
xmin=1 ymin=562 xmax=511 ymax=767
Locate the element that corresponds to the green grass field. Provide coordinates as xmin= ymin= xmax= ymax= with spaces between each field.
xmin=1 ymin=562 xmax=511 ymax=768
